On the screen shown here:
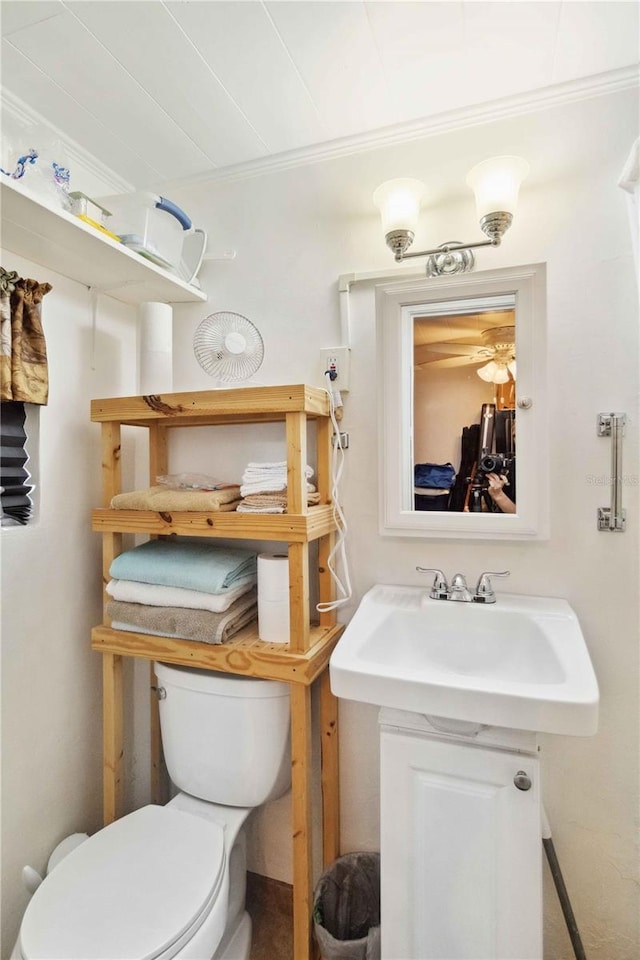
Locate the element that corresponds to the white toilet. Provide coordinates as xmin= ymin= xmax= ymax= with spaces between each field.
xmin=17 ymin=663 xmax=292 ymax=960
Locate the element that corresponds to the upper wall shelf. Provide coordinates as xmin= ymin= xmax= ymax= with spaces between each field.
xmin=0 ymin=179 xmax=207 ymax=306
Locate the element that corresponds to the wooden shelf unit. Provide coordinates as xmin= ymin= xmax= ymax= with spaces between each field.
xmin=91 ymin=383 xmax=342 ymax=960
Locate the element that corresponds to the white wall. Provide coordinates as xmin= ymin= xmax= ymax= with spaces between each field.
xmin=167 ymin=88 xmax=639 ymax=958
xmin=414 ymin=363 xmax=497 ymax=466
xmin=0 ymin=253 xmax=138 ymax=953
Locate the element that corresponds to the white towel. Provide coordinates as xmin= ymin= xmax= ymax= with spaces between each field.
xmin=241 ymin=461 xmax=313 ymax=481
xmin=243 ymin=461 xmax=313 ymax=474
xmin=106 ymin=577 xmax=256 ymax=612
xmin=240 ymin=479 xmax=288 ymax=496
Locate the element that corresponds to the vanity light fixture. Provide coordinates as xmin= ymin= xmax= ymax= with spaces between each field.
xmin=373 ymin=156 xmax=529 ymax=277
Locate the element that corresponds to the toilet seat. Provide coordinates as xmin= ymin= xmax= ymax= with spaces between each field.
xmin=20 ymin=805 xmax=226 ymax=960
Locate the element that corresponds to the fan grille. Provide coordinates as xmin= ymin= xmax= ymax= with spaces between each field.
xmin=193 ymin=312 xmax=264 ymax=382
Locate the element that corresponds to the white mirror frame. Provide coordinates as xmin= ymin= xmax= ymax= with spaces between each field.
xmin=376 ymin=263 xmax=548 ymax=540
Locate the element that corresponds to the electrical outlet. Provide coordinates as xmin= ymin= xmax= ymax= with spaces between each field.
xmin=320 ymin=346 xmax=350 ymax=391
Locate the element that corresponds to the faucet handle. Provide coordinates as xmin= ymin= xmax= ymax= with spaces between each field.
xmin=474 ymin=570 xmax=510 ymax=604
xmin=416 ymin=567 xmax=449 ymax=600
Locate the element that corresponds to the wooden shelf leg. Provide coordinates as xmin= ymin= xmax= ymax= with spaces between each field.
xmin=291 ymin=683 xmax=314 ymax=960
xmin=102 ymin=652 xmax=123 ymax=825
xmin=149 ymin=662 xmax=171 ymax=805
xmin=319 ymin=668 xmax=340 ymax=867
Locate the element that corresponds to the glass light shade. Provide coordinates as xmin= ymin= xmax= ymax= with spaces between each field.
xmin=466 ymin=156 xmax=529 ymax=220
xmin=477 ymin=360 xmax=510 ymax=384
xmin=508 ymin=359 xmax=517 ymax=378
xmin=373 ymin=178 xmax=425 ymax=235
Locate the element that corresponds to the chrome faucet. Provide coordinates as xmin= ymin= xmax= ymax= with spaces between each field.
xmin=449 ymin=573 xmax=473 ymax=602
xmin=417 ymin=567 xmax=510 ymax=603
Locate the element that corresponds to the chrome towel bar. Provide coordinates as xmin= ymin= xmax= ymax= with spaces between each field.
xmin=597 ymin=412 xmax=626 ymax=531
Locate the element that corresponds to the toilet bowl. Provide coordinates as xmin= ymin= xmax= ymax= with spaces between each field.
xmin=17 ymin=665 xmax=291 ymax=960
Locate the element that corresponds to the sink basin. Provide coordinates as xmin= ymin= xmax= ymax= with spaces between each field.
xmin=330 ymin=585 xmax=599 ymax=735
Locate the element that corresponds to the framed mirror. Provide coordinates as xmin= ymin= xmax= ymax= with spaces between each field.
xmin=376 ymin=263 xmax=548 ymax=539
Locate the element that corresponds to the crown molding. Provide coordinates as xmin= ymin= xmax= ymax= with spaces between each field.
xmin=3 ymin=65 xmax=637 ymax=194
xmin=170 ymin=65 xmax=639 ymax=188
xmin=1 ymin=87 xmax=133 ymax=194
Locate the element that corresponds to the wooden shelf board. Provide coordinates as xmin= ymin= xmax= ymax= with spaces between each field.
xmin=91 ymin=384 xmax=330 ymax=424
xmin=1 ymin=179 xmax=207 ymax=305
xmin=92 ymin=504 xmax=337 ymax=541
xmin=92 ymin=622 xmax=344 ymax=685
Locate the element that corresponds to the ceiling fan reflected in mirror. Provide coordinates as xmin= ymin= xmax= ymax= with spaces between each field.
xmin=414 ymin=311 xmax=516 ymax=385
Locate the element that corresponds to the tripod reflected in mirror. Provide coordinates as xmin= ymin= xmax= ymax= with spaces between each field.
xmin=459 ymin=403 xmax=516 ymax=514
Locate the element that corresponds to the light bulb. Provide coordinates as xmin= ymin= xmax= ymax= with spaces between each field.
xmin=477 ymin=360 xmax=510 ymax=384
xmin=373 ymin=178 xmax=425 ymax=235
xmin=466 ymin=156 xmax=529 ymax=220
xmin=477 ymin=360 xmax=499 ymax=382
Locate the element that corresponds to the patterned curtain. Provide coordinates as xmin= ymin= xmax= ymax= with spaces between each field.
xmin=1 ymin=267 xmax=52 ymax=405
xmin=1 ymin=267 xmax=52 ymax=524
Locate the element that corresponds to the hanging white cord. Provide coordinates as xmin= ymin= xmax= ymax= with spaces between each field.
xmin=316 ymin=371 xmax=353 ymax=612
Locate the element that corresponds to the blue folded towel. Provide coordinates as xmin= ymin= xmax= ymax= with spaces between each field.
xmin=109 ymin=540 xmax=257 ymax=594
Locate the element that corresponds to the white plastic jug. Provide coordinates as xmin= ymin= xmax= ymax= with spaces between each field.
xmin=176 ymin=227 xmax=207 ymax=285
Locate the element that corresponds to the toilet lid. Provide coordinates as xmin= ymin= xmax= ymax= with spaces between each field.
xmin=20 ymin=805 xmax=225 ymax=960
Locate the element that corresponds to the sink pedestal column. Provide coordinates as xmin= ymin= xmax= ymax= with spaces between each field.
xmin=379 ymin=709 xmax=542 ymax=960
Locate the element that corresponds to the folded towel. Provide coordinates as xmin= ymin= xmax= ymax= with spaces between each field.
xmin=240 ymin=461 xmax=314 ymax=496
xmin=242 ymin=461 xmax=314 ymax=475
xmin=236 ymin=491 xmax=321 ymax=514
xmin=106 ymin=576 xmax=256 ymax=612
xmin=240 ymin=479 xmax=287 ymax=496
xmin=107 ymin=589 xmax=258 ymax=645
xmin=242 ymin=491 xmax=320 ymax=507
xmin=109 ymin=540 xmax=257 ymax=594
xmin=240 ymin=479 xmax=317 ymax=497
xmin=111 ymin=485 xmax=240 ymax=511
xmin=236 ymin=503 xmax=285 ymax=514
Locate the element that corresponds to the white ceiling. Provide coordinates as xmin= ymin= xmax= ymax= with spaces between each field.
xmin=1 ymin=1 xmax=638 ymax=190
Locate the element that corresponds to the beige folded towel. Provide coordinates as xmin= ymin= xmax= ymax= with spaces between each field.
xmin=111 ymin=485 xmax=241 ymax=511
xmin=106 ymin=589 xmax=257 ymax=644
xmin=236 ymin=491 xmax=321 ymax=514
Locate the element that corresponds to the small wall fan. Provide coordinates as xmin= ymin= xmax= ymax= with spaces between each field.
xmin=193 ymin=311 xmax=264 ymax=383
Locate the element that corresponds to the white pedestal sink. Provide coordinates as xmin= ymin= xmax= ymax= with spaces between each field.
xmin=330 ymin=585 xmax=599 ymax=960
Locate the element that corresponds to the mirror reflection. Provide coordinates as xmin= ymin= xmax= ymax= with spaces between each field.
xmin=413 ymin=294 xmax=517 ymax=515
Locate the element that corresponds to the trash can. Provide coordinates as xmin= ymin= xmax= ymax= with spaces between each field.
xmin=312 ymin=852 xmax=381 ymax=960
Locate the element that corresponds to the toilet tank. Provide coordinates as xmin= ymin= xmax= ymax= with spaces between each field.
xmin=154 ymin=662 xmax=291 ymax=807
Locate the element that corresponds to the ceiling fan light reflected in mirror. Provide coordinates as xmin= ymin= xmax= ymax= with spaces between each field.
xmin=477 ymin=360 xmax=510 ymax=384
xmin=475 ymin=324 xmax=516 ymax=384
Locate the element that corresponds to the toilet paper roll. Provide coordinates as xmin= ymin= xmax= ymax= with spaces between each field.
xmin=258 ymin=597 xmax=290 ymax=643
xmin=258 ymin=554 xmax=290 ymax=642
xmin=257 ymin=553 xmax=289 ymax=602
